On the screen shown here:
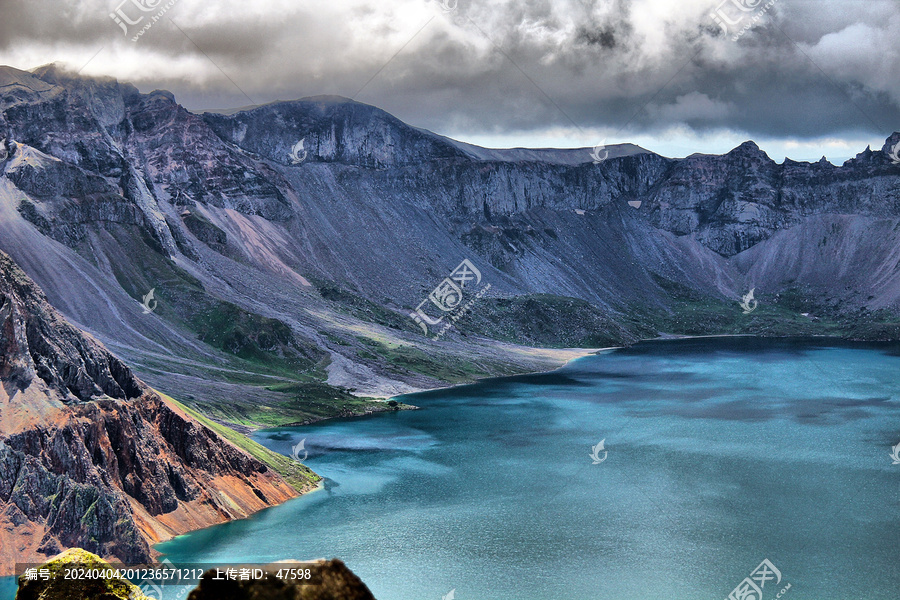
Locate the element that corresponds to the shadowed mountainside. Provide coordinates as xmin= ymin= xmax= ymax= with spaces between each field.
xmin=0 ymin=63 xmax=898 ymax=432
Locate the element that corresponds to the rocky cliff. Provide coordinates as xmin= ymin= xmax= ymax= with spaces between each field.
xmin=0 ymin=62 xmax=898 ymax=422
xmin=0 ymin=250 xmax=313 ymax=576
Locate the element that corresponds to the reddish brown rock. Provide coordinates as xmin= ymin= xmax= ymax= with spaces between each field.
xmin=0 ymin=251 xmax=311 ymax=576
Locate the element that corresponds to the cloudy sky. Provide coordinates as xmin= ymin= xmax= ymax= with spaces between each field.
xmin=0 ymin=0 xmax=897 ymax=162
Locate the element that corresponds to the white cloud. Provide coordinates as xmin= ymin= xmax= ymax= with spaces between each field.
xmin=0 ymin=0 xmax=896 ymax=155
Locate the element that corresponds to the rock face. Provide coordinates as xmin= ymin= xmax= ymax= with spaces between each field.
xmin=0 ymin=250 xmax=141 ymax=405
xmin=14 ymin=549 xmax=375 ymax=600
xmin=0 ymin=251 xmax=304 ymax=576
xmin=187 ymin=560 xmax=376 ymax=600
xmin=0 ymin=62 xmax=898 ymax=406
xmin=14 ymin=548 xmax=150 ymax=600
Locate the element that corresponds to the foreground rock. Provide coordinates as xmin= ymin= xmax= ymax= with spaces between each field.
xmin=0 ymin=251 xmax=317 ymax=575
xmin=14 ymin=548 xmax=149 ymax=600
xmin=187 ymin=560 xmax=376 ymax=600
xmin=13 ymin=550 xmax=375 ymax=600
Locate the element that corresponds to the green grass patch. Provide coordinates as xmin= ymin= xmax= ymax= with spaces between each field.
xmin=162 ymin=392 xmax=321 ymax=492
xmin=459 ymin=294 xmax=632 ymax=348
xmin=632 ymin=281 xmax=859 ymax=339
xmin=312 ymin=279 xmax=419 ymax=333
xmin=356 ymin=337 xmax=495 ymax=382
xmin=177 ymin=379 xmax=410 ymax=430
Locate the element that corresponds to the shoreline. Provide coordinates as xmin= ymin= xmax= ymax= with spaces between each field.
xmin=276 ymin=401 xmax=420 ymax=429
xmin=137 ymin=347 xmax=610 ymax=570
xmin=377 ymin=332 xmax=895 ymax=403
xmin=149 ymin=332 xmax=887 ymax=564
xmin=152 ymin=478 xmax=327 ymax=551
xmin=234 ymin=333 xmax=891 ymax=436
xmin=223 ymin=333 xmax=879 ymax=436
xmin=383 ymin=346 xmax=608 ymax=403
xmin=146 ymin=334 xmax=890 ymax=574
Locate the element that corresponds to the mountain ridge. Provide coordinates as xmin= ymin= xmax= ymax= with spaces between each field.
xmin=0 ymin=250 xmax=317 ymax=576
xmin=0 ymin=62 xmax=898 ymax=423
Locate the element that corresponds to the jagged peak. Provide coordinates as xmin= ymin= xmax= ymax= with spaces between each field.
xmin=842 ymin=135 xmax=899 ymax=166
xmin=733 ymin=140 xmax=761 ymax=152
xmin=0 ymin=250 xmax=145 ymax=409
xmin=726 ymin=140 xmax=773 ymax=162
xmin=881 ymin=131 xmax=900 ymax=154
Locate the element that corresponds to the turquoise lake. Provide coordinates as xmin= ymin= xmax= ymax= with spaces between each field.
xmin=5 ymin=338 xmax=900 ymax=599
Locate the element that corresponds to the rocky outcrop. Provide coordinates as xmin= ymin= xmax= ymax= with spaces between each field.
xmin=204 ymin=95 xmax=468 ymax=169
xmin=14 ymin=548 xmax=150 ymax=600
xmin=0 ymin=62 xmax=898 ymax=413
xmin=5 ymin=145 xmax=144 ymax=248
xmin=187 ymin=559 xmax=376 ymax=600
xmin=0 ymin=251 xmax=311 ymax=576
xmin=204 ymin=96 xmax=900 ymax=258
xmin=644 ymin=138 xmax=900 ymax=255
xmin=14 ymin=549 xmax=375 ymax=600
xmin=0 ymin=250 xmax=141 ymax=404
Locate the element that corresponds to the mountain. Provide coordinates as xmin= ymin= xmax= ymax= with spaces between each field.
xmin=0 ymin=250 xmax=317 ymax=575
xmin=0 ymin=62 xmax=898 ymax=434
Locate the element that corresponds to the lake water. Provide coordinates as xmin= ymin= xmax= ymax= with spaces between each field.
xmin=5 ymin=338 xmax=900 ymax=599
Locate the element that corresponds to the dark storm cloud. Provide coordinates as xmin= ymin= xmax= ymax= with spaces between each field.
xmin=0 ymin=1 xmax=97 ymax=45
xmin=0 ymin=0 xmax=897 ymax=143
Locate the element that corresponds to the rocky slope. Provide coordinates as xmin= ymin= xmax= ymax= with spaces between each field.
xmin=0 ymin=250 xmax=315 ymax=576
xmin=0 ymin=62 xmax=898 ymax=428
